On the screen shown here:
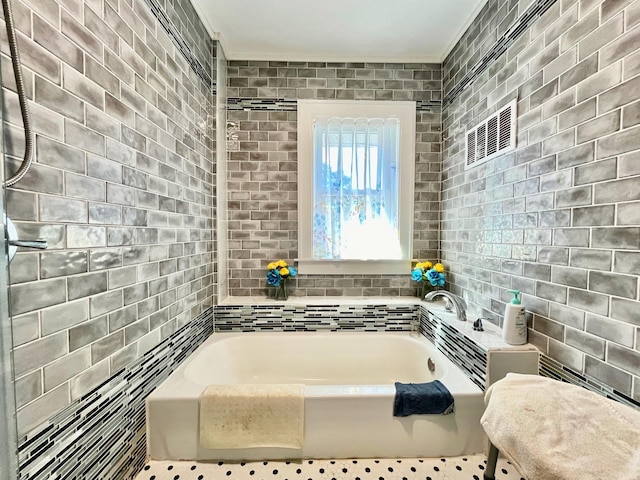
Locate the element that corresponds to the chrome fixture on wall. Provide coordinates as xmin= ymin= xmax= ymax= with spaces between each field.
xmin=4 ymin=214 xmax=47 ymax=263
xmin=424 ymin=291 xmax=468 ymax=322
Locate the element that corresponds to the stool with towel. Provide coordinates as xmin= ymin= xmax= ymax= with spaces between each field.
xmin=481 ymin=373 xmax=640 ymax=480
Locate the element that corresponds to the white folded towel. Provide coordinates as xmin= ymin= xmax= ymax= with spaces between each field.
xmin=481 ymin=373 xmax=640 ymax=480
xmin=199 ymin=384 xmax=304 ymax=450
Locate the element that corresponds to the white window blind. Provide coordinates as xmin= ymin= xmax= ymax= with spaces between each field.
xmin=312 ymin=117 xmax=401 ymax=260
xmin=298 ymin=100 xmax=415 ymax=275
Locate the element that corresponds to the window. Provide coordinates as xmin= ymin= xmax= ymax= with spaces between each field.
xmin=297 ymin=100 xmax=416 ymax=275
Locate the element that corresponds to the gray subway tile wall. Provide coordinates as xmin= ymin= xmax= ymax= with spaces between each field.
xmin=2 ymin=0 xmax=215 ymax=448
xmin=226 ymin=61 xmax=443 ymax=297
xmin=16 ymin=309 xmax=213 ymax=480
xmin=441 ymin=0 xmax=640 ymax=402
xmin=1 ymin=0 xmax=640 ymax=477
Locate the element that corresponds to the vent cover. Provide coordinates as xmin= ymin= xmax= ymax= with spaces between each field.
xmin=465 ymin=99 xmax=517 ymax=169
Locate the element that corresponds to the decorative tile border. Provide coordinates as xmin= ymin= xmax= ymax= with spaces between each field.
xmin=141 ymin=0 xmax=214 ymax=90
xmin=443 ymin=0 xmax=557 ymax=107
xmin=228 ymin=98 xmax=441 ymax=112
xmin=416 ymin=100 xmax=442 ymax=112
xmin=418 ymin=306 xmax=488 ymax=390
xmin=213 ymin=304 xmax=418 ymax=332
xmin=228 ymin=97 xmax=298 ymax=111
xmin=17 ymin=309 xmax=213 ymax=480
xmin=539 ymin=355 xmax=640 ymax=410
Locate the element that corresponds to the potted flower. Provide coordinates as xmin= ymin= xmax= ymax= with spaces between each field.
xmin=266 ymin=260 xmax=297 ymax=300
xmin=411 ymin=261 xmax=445 ymax=298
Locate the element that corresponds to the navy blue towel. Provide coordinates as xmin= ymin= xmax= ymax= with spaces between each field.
xmin=393 ymin=380 xmax=455 ymax=416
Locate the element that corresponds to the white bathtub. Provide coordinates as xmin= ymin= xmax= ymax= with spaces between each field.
xmin=146 ymin=332 xmax=486 ymax=461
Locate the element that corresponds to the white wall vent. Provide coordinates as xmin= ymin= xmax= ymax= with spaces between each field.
xmin=465 ymin=98 xmax=517 ymax=169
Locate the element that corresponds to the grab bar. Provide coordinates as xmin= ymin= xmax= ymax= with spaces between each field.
xmin=8 ymin=239 xmax=47 ymax=249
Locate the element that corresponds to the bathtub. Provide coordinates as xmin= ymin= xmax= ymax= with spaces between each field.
xmin=146 ymin=332 xmax=486 ymax=461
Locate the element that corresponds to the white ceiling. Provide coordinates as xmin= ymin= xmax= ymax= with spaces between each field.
xmin=191 ymin=0 xmax=488 ymax=63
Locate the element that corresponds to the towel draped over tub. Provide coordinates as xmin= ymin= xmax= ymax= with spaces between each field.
xmin=393 ymin=380 xmax=455 ymax=416
xmin=199 ymin=384 xmax=305 ymax=450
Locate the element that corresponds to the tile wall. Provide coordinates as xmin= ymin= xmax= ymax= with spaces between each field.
xmin=441 ymin=0 xmax=640 ymax=403
xmin=225 ymin=61 xmax=443 ymax=297
xmin=2 ymin=0 xmax=215 ymax=457
xmin=3 ymin=0 xmax=639 ymax=477
xmin=17 ymin=308 xmax=212 ymax=480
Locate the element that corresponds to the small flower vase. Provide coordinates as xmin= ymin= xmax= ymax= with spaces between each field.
xmin=417 ymin=282 xmax=439 ymax=298
xmin=275 ymin=279 xmax=288 ymax=300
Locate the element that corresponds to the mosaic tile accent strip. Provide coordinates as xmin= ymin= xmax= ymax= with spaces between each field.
xmin=416 ymin=100 xmax=443 ymax=112
xmin=539 ymin=355 xmax=640 ymax=411
xmin=443 ymin=0 xmax=557 ymax=107
xmin=228 ymin=97 xmax=298 ymax=111
xmin=213 ymin=304 xmax=418 ymax=332
xmin=419 ymin=307 xmax=487 ymax=390
xmin=17 ymin=309 xmax=213 ymax=480
xmin=228 ymin=98 xmax=442 ymax=112
xmin=141 ymin=0 xmax=215 ymax=90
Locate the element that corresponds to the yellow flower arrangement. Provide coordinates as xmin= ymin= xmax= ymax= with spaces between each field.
xmin=411 ymin=261 xmax=446 ymax=297
xmin=266 ymin=260 xmax=297 ymax=300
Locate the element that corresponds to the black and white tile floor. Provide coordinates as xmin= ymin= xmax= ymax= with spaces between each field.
xmin=136 ymin=455 xmax=525 ymax=480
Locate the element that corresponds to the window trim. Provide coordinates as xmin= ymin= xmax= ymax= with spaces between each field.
xmin=297 ymin=99 xmax=416 ymax=275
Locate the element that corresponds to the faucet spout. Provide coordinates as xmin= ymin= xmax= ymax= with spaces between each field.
xmin=424 ymin=291 xmax=468 ymax=321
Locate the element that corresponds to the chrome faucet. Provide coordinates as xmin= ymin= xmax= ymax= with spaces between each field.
xmin=424 ymin=291 xmax=468 ymax=321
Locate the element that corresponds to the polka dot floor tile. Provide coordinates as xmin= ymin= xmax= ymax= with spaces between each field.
xmin=135 ymin=455 xmax=525 ymax=480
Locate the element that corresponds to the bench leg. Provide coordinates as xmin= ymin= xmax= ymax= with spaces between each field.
xmin=484 ymin=441 xmax=499 ymax=480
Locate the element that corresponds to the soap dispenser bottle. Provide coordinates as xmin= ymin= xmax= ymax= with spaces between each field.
xmin=503 ymin=289 xmax=527 ymax=345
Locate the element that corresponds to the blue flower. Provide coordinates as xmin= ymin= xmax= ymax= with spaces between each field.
xmin=266 ymin=269 xmax=281 ymax=287
xmin=426 ymin=269 xmax=445 ymax=287
xmin=411 ymin=268 xmax=424 ymax=282
xmin=288 ymin=266 xmax=297 ymax=277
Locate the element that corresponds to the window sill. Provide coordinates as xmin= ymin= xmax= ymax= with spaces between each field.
xmin=297 ymin=259 xmax=411 ymax=275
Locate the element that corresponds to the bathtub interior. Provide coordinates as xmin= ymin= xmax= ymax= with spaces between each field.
xmin=146 ymin=331 xmax=487 ymax=461
xmin=184 ymin=332 xmax=446 ymax=386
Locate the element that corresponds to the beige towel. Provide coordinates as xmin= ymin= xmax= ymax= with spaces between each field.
xmin=481 ymin=373 xmax=640 ymax=480
xmin=199 ymin=384 xmax=304 ymax=449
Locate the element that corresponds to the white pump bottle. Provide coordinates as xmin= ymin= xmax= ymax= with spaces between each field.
xmin=502 ymin=289 xmax=527 ymax=345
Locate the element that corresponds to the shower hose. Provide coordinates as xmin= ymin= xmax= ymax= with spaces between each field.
xmin=2 ymin=0 xmax=33 ymax=187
